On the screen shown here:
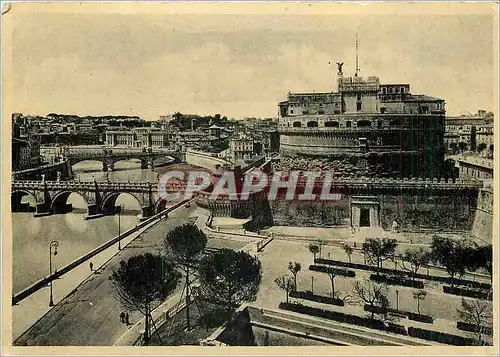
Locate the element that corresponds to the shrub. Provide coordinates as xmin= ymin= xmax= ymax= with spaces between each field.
xmin=443 ymin=286 xmax=492 ymax=300
xmin=387 ymin=322 xmax=408 ymax=335
xmin=369 ymin=274 xmax=424 ymax=289
xmin=289 ymin=290 xmax=345 ymax=306
xmin=308 ymin=265 xmax=356 ymax=277
xmin=408 ymin=326 xmax=477 ymax=346
xmin=279 ymin=302 xmax=406 ymax=336
xmin=457 ymin=321 xmax=493 ymax=336
xmin=364 ymin=305 xmax=433 ymax=324
xmin=315 ymin=258 xmax=491 ymax=290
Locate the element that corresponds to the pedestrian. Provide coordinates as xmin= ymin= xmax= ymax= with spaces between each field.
xmin=125 ymin=312 xmax=130 ymax=325
xmin=89 ymin=261 xmax=94 ymax=271
xmin=120 ymin=312 xmax=125 ymax=323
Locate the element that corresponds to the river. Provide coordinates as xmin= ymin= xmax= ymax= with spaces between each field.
xmin=12 ymin=160 xmax=161 ymax=294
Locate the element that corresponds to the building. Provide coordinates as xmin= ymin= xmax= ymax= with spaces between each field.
xmin=105 ymin=127 xmax=168 ymax=148
xmin=277 ymin=63 xmax=446 ymax=178
xmin=476 ymin=123 xmax=494 ymax=153
xmin=229 ymin=133 xmax=254 ymax=163
xmin=444 ymin=110 xmax=493 ymax=153
xmin=456 ymin=156 xmax=493 ymax=180
xmin=12 ymin=118 xmax=42 ymax=171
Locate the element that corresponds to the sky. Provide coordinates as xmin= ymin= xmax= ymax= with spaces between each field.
xmin=8 ymin=3 xmax=497 ymax=120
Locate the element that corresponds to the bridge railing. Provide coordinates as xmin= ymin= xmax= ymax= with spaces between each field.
xmin=12 ymin=198 xmax=192 ymax=306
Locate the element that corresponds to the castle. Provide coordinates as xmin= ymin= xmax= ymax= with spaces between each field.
xmin=278 ymin=63 xmax=446 ymax=179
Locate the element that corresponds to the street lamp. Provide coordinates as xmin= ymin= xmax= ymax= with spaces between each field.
xmin=49 ymin=240 xmax=59 ymax=307
xmin=118 ymin=204 xmax=123 ymax=250
xmin=311 ymin=276 xmax=315 ymax=295
xmin=396 ymin=290 xmax=399 ymax=311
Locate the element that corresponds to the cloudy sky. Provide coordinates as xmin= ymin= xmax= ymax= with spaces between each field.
xmin=8 ymin=3 xmax=497 ymax=120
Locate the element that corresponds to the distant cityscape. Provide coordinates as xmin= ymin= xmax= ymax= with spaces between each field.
xmin=11 ymin=112 xmax=280 ymax=172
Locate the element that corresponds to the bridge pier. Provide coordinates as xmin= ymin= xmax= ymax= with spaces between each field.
xmin=139 ymin=205 xmax=154 ymax=221
xmin=34 ymin=203 xmax=52 ymax=217
xmin=85 ymin=204 xmax=104 ymax=220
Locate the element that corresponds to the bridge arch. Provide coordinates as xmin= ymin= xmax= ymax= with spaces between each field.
xmin=101 ymin=192 xmax=144 ymax=215
xmin=51 ymin=190 xmax=90 ymax=214
xmin=11 ymin=189 xmax=38 ymax=212
xmin=307 ymin=120 xmax=319 ymax=128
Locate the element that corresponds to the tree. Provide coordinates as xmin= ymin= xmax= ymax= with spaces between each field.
xmin=473 ymin=244 xmax=492 ymax=282
xmin=361 ymin=238 xmax=398 ymax=275
xmin=198 ymin=249 xmax=262 ymax=314
xmin=109 ymin=253 xmax=179 ymax=345
xmin=164 ymin=224 xmax=207 ymax=329
xmin=430 ymin=236 xmax=469 ymax=287
xmin=325 ymin=271 xmax=337 ymax=298
xmin=457 ymin=298 xmax=493 ymax=346
xmin=316 ymin=239 xmax=327 ymax=258
xmin=413 ymin=290 xmax=427 ymax=315
xmin=458 ymin=142 xmax=468 ymax=151
xmin=353 ymin=279 xmax=390 ymax=320
xmin=400 ymin=248 xmax=431 ymax=282
xmin=275 ymin=275 xmax=294 ymax=303
xmin=343 ymin=244 xmax=353 ymax=263
xmin=288 ymin=261 xmax=301 ymax=291
xmin=308 ymin=243 xmax=320 ymax=263
xmin=477 ymin=142 xmax=487 ymax=153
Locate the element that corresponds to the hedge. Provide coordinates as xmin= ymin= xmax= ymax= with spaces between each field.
xmin=279 ymin=302 xmax=407 ymax=336
xmin=443 ymin=286 xmax=492 ymax=300
xmin=408 ymin=326 xmax=478 ymax=346
xmin=456 ymin=321 xmax=493 ymax=336
xmin=364 ymin=305 xmax=434 ymax=324
xmin=315 ymin=258 xmax=491 ymax=290
xmin=370 ymin=274 xmax=424 ymax=289
xmin=308 ymin=265 xmax=356 ymax=277
xmin=289 ymin=291 xmax=345 ymax=306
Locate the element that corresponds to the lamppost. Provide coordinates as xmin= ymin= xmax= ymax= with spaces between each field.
xmin=396 ymin=290 xmax=399 ymax=310
xmin=118 ymin=205 xmax=123 ymax=250
xmin=49 ymin=240 xmax=59 ymax=307
xmin=311 ymin=276 xmax=315 ymax=295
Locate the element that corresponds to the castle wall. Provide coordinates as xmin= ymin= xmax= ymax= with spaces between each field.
xmin=471 ymin=188 xmax=493 ymax=242
xmin=263 ymin=191 xmax=477 ymax=230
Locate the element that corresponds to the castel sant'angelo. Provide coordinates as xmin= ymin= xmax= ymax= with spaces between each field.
xmin=276 ymin=62 xmax=446 ymax=179
xmin=195 ymin=53 xmax=490 ymax=240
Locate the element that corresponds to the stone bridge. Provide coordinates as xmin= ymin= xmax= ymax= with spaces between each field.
xmin=11 ymin=180 xmax=169 ymax=219
xmin=62 ymin=147 xmax=183 ymax=171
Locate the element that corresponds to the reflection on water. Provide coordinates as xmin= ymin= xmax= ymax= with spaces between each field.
xmin=12 ymin=160 xmax=158 ymax=294
xmin=72 ymin=160 xmax=159 ymax=183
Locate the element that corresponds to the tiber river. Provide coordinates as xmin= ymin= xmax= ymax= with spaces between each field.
xmin=12 ymin=160 xmax=160 ymax=294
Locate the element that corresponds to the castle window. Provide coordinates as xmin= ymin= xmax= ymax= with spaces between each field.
xmin=324 ymin=121 xmax=340 ymax=128
xmin=357 ymin=94 xmax=362 ymax=101
xmin=335 ymin=103 xmax=339 ymax=107
xmin=290 ymin=110 xmax=294 ymax=114
xmin=382 ymin=87 xmax=387 ymax=94
xmin=346 ymin=121 xmax=352 ymax=128
xmin=307 ymin=121 xmax=318 ymax=128
xmin=318 ymin=110 xmax=325 ymax=115
xmin=357 ymin=102 xmax=362 ymax=111
xmin=357 ymin=120 xmax=371 ymax=127
xmin=401 ymin=87 xmax=405 ymax=94
xmin=293 ymin=121 xmax=301 ymax=128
